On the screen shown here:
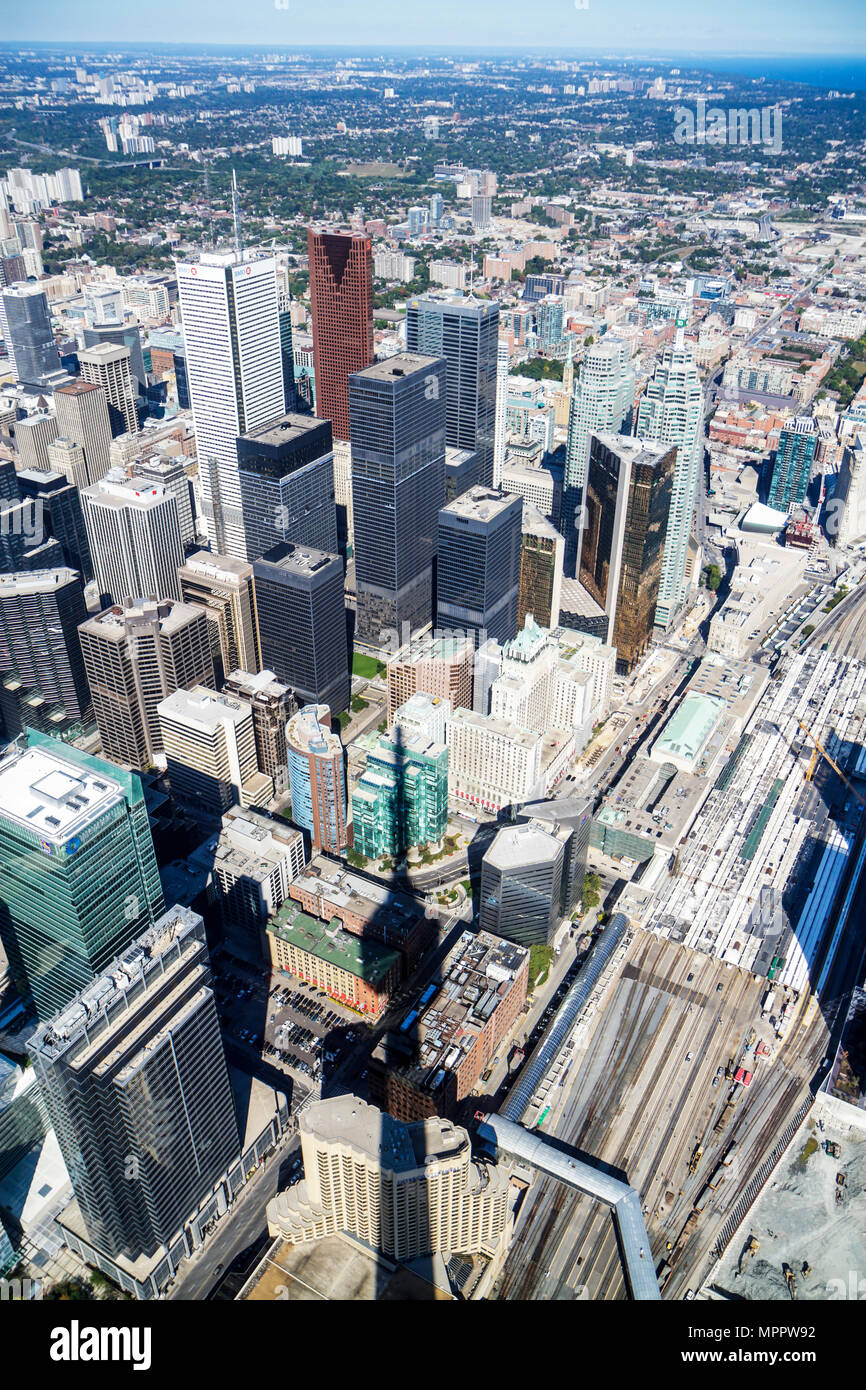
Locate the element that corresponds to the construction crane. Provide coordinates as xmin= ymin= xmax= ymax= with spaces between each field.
xmin=798 ymin=721 xmax=866 ymax=808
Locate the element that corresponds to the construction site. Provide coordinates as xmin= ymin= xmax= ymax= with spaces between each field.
xmin=707 ymin=1092 xmax=866 ymax=1301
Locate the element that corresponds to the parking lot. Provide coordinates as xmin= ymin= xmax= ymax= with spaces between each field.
xmin=211 ymin=951 xmax=366 ymax=1093
xmin=264 ymin=980 xmax=363 ymax=1085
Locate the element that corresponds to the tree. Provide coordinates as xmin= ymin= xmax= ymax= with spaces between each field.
xmin=345 ymin=848 xmax=367 ymax=869
xmin=582 ymin=872 xmax=602 ymax=911
xmin=704 ymin=564 xmax=722 ymax=592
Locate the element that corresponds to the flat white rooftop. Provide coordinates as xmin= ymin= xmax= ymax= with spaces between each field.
xmin=0 ymin=747 xmax=123 ymax=843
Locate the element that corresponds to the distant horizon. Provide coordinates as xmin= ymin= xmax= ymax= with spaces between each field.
xmin=4 ymin=41 xmax=866 ymax=56
xmin=4 ymin=0 xmax=866 ymax=59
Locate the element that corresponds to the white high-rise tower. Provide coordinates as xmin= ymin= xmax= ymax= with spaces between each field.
xmin=563 ymin=336 xmax=635 ymax=570
xmin=176 ymin=251 xmax=284 ymax=558
xmin=493 ymin=338 xmax=509 ymax=487
xmin=636 ymin=324 xmax=704 ymax=629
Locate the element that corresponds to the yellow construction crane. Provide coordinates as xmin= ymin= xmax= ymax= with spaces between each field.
xmin=798 ymin=721 xmax=866 ymax=807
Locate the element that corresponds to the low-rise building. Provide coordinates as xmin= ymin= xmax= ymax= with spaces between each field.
xmin=369 ymin=929 xmax=529 ymax=1120
xmin=289 ymin=855 xmax=431 ymax=969
xmin=267 ymin=904 xmax=401 ymax=1017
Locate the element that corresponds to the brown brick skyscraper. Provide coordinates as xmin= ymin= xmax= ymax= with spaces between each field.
xmin=307 ymin=228 xmax=373 ymax=441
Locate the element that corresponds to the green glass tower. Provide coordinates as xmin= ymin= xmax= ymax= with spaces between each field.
xmin=351 ymin=729 xmax=448 ymax=860
xmin=0 ymin=730 xmax=164 ymax=1021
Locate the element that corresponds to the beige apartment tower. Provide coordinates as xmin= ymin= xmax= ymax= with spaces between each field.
xmin=267 ymin=1095 xmax=511 ymax=1262
xmin=53 ymin=380 xmax=112 ymax=484
xmin=179 ymin=550 xmax=260 ymax=686
xmin=386 ymin=632 xmax=474 ymax=722
xmin=79 ymin=598 xmax=214 ymax=770
xmin=79 ymin=342 xmax=137 ymax=437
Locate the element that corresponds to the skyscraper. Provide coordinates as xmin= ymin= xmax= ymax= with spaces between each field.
xmin=493 ymin=338 xmax=509 ymax=486
xmin=267 ymin=1095 xmax=510 ymax=1262
xmin=278 ymin=290 xmax=297 ymax=411
xmin=132 ymin=455 xmax=195 ymax=548
xmin=178 ymin=550 xmax=260 ymax=685
xmin=520 ymin=795 xmax=592 ymax=918
xmin=14 ymin=411 xmax=58 ymax=472
xmin=349 ymin=353 xmax=446 ymax=648
xmin=222 ymin=669 xmax=293 ymax=790
xmin=518 ymin=504 xmax=564 ymax=631
xmin=406 ymin=295 xmax=499 ymax=487
xmin=0 ymin=568 xmax=91 ymax=736
xmin=29 ymin=906 xmax=240 ymax=1265
xmin=53 ymin=380 xmax=113 ymax=485
xmin=578 ymin=433 xmax=676 ymax=674
xmin=79 ymin=598 xmax=214 ymax=771
xmin=78 ymin=343 xmax=138 ymax=438
xmin=176 ymin=251 xmax=284 ymax=558
xmin=563 ymin=336 xmax=635 ymax=571
xmin=635 ymin=329 xmax=704 ymax=628
xmin=351 ymin=729 xmax=449 ymax=860
xmin=237 ymin=412 xmax=337 ymax=561
xmin=768 ymin=418 xmax=818 ymax=512
xmin=81 ymin=476 xmax=184 ymax=606
xmin=46 ymin=437 xmax=88 ymax=491
xmin=437 ymin=485 xmax=522 ymax=646
xmin=386 ymin=632 xmax=474 ymax=721
xmin=480 ymin=820 xmax=567 ymax=947
xmin=286 ymin=704 xmax=351 ymax=853
xmin=158 ymin=685 xmax=267 ymax=816
xmin=307 ymin=228 xmax=373 ymax=441
xmin=0 ymin=283 xmax=62 ymax=386
xmin=0 ymin=732 xmax=163 ymax=1020
xmin=253 ymin=541 xmax=350 ymax=713
xmin=17 ymin=467 xmax=94 ymax=581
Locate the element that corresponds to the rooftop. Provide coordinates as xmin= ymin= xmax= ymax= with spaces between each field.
xmin=372 ymin=929 xmax=528 ymax=1093
xmin=254 ymin=541 xmax=338 ymax=578
xmin=179 ymin=550 xmax=254 ymax=583
xmin=0 ymin=744 xmax=125 ymax=842
xmin=268 ymin=906 xmax=400 ymax=986
xmin=352 ymin=352 xmax=442 ymax=384
xmin=652 ymin=693 xmax=726 ymax=771
xmin=484 ymin=819 xmax=565 ymax=871
xmin=157 ymin=685 xmax=251 ymax=731
xmin=441 ymin=485 xmax=520 ymax=525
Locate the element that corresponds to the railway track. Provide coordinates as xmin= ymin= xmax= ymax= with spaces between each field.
xmin=494 ymin=932 xmax=828 ymax=1301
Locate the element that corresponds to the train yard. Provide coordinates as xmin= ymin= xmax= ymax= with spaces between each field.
xmin=494 ymin=932 xmax=829 ymax=1301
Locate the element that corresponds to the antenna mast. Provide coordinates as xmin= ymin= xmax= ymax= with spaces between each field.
xmin=232 ymin=168 xmax=244 ymax=259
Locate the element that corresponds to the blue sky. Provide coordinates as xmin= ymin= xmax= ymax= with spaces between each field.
xmin=6 ymin=0 xmax=866 ymax=54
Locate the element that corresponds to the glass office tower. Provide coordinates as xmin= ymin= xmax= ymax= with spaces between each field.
xmin=349 ymin=353 xmax=447 ymax=649
xmin=0 ymin=732 xmax=163 ymax=1020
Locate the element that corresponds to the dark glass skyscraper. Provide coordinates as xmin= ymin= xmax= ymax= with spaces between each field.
xmin=0 ymin=568 xmax=91 ymax=737
xmin=579 ymin=433 xmax=676 ymax=675
xmin=349 ymin=353 xmax=446 ymax=648
xmin=29 ymin=906 xmax=240 ymax=1264
xmin=253 ymin=541 xmax=350 ymax=713
xmin=308 ymin=228 xmax=373 ymax=440
xmin=406 ymin=296 xmax=499 ymax=487
xmin=0 ymin=283 xmax=62 ymax=387
xmin=437 ymin=485 xmax=522 ymax=646
xmin=237 ymin=412 xmax=337 ymax=562
xmin=16 ymin=468 xmax=94 ymax=581
xmin=768 ymin=419 xmax=818 ymax=511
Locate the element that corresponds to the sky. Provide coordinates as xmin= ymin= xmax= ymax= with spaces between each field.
xmin=5 ymin=0 xmax=866 ymax=55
